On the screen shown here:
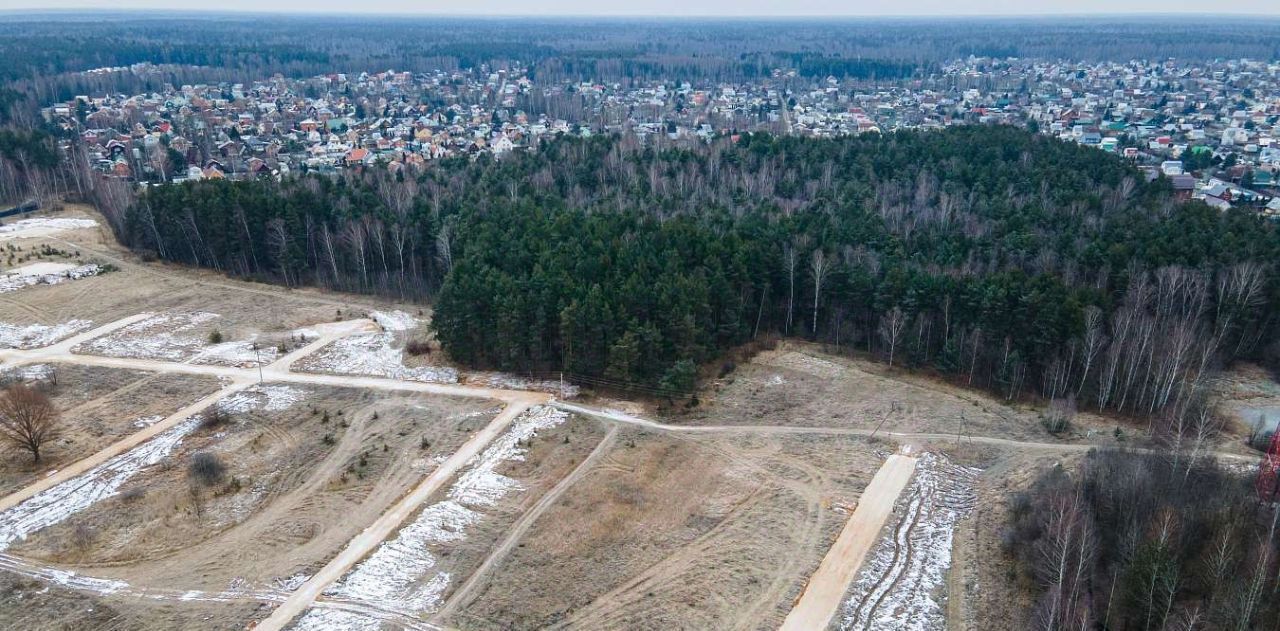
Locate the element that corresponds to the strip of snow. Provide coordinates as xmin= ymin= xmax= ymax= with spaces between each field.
xmin=838 ymin=453 xmax=979 ymax=631
xmin=0 ymin=217 xmax=98 ymax=241
xmin=371 ymin=310 xmax=419 ymax=332
xmin=216 ymin=384 xmax=308 ymax=414
xmin=0 ymin=263 xmax=101 ymax=294
xmin=0 ymin=554 xmax=129 ymax=594
xmin=75 ymin=311 xmax=220 ymax=361
xmin=295 ymin=333 xmax=458 ymax=384
xmin=0 ymin=319 xmax=93 ymax=349
xmin=294 ymin=406 xmax=568 ymax=626
xmin=0 ymin=417 xmax=200 ymax=551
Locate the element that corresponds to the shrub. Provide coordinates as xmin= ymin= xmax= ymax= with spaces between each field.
xmin=406 ymin=338 xmax=432 ymax=356
xmin=199 ymin=407 xmax=231 ymax=429
xmin=208 ymin=329 xmax=224 ymax=345
xmin=187 ymin=451 xmax=227 ymax=487
xmin=1041 ymin=396 xmax=1076 ymax=435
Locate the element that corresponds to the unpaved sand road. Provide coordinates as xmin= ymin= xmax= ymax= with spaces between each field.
xmin=254 ymin=396 xmax=546 ymax=631
xmin=780 ymin=453 xmax=918 ymax=631
xmin=554 ymin=402 xmax=1257 ymax=462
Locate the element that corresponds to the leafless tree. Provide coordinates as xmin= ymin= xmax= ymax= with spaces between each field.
xmin=0 ymin=384 xmax=61 ymax=464
xmin=782 ymin=242 xmax=797 ymax=336
xmin=878 ymin=307 xmax=907 ymax=367
xmin=809 ymin=249 xmax=829 ymax=338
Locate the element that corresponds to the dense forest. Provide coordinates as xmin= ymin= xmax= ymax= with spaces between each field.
xmin=1007 ymin=450 xmax=1280 ymax=630
xmin=123 ymin=127 xmax=1278 ymax=426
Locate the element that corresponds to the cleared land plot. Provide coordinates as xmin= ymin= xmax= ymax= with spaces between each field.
xmin=6 ymin=385 xmax=498 ymax=597
xmin=0 ymin=365 xmax=220 ymax=496
xmin=287 ymin=407 xmax=600 ymax=629
xmin=450 ymin=429 xmax=883 ymax=630
xmin=681 ymin=345 xmax=1116 ymax=442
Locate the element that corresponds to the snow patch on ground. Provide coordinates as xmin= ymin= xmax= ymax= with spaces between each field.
xmin=294 ymin=406 xmax=568 ymax=627
xmin=296 ymin=332 xmax=458 ymax=384
xmin=465 ymin=372 xmax=580 ymax=397
xmin=75 ymin=311 xmax=220 ymax=361
xmin=292 ymin=609 xmax=382 ymax=631
xmin=0 ymin=363 xmax=55 ymax=384
xmin=838 ymin=453 xmax=979 ymax=631
xmin=131 ymin=415 xmax=164 ymax=428
xmin=0 ymin=319 xmax=92 ymax=349
xmin=0 ymin=417 xmax=200 ymax=551
xmin=216 ymin=384 xmax=308 ymax=414
xmin=0 ymin=263 xmax=101 ymax=294
xmin=0 ymin=217 xmax=99 ymax=241
xmin=371 ymin=310 xmax=419 ymax=332
xmin=189 ymin=339 xmax=280 ymax=367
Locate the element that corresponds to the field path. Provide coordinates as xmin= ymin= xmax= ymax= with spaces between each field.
xmin=779 ymin=453 xmax=917 ymax=631
xmin=253 ymin=396 xmax=544 ymax=631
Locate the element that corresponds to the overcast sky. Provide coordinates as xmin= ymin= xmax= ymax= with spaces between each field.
xmin=5 ymin=0 xmax=1279 ymax=16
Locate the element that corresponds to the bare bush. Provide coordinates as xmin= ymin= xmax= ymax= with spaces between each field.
xmin=188 ymin=451 xmax=227 ymax=487
xmin=199 ymin=407 xmax=231 ymax=430
xmin=405 ymin=338 xmax=432 ymax=356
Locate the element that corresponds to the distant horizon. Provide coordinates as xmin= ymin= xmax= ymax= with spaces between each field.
xmin=3 ymin=4 xmax=1280 ymax=18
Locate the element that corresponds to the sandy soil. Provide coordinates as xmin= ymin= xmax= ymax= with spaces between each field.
xmin=451 ymin=429 xmax=883 ymax=630
xmin=8 ymin=385 xmax=496 ymax=594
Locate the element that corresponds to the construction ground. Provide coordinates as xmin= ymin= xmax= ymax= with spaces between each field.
xmin=0 ymin=205 xmax=1268 ymax=630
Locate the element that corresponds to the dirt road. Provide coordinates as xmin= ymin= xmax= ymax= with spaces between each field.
xmin=779 ymin=453 xmax=918 ymax=631
xmin=253 ymin=397 xmax=543 ymax=631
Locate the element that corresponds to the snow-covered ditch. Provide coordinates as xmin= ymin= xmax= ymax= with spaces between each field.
xmin=838 ymin=453 xmax=980 ymax=631
xmin=0 ymin=417 xmax=200 ymax=551
xmin=0 ymin=319 xmax=92 ymax=349
xmin=0 ymin=263 xmax=102 ymax=294
xmin=295 ymin=332 xmax=458 ymax=384
xmin=293 ymin=406 xmax=569 ymax=629
xmin=0 ymin=217 xmax=99 ymax=241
